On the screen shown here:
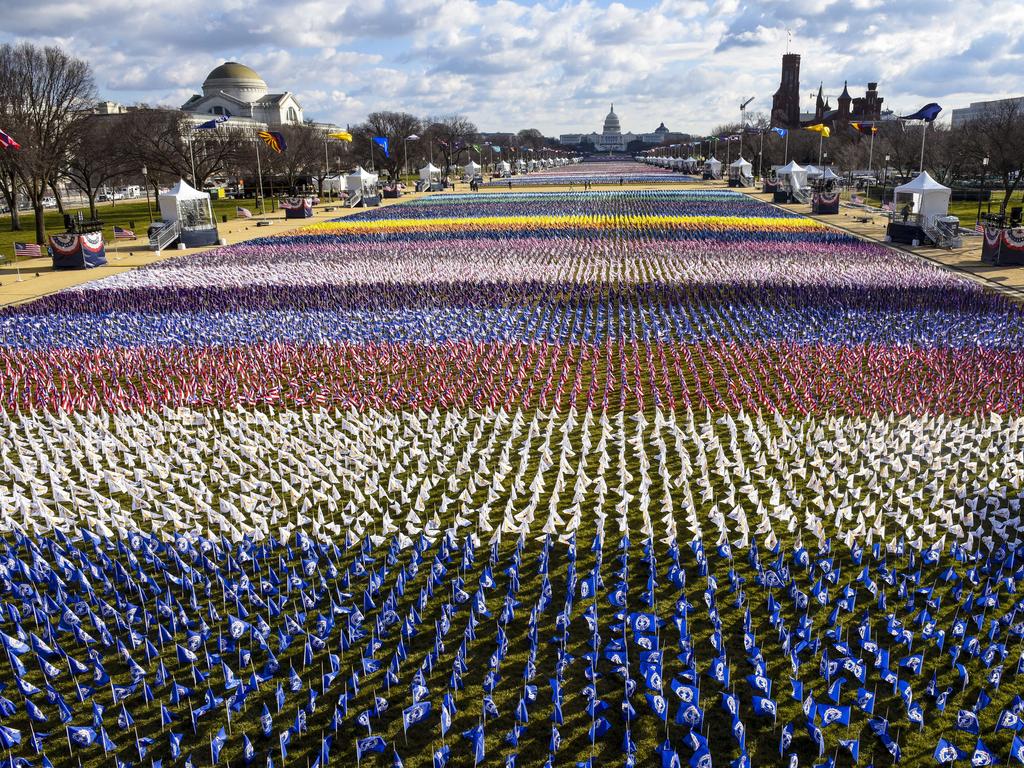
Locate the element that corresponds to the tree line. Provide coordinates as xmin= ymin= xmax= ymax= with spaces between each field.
xmin=0 ymin=42 xmax=554 ymax=243
xmin=697 ymin=107 xmax=1024 ymax=213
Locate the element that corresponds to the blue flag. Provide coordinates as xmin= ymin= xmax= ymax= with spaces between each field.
xmin=403 ymin=701 xmax=432 ymax=730
xmin=196 ymin=115 xmax=230 ymax=130
xmin=211 ymin=727 xmax=227 ymax=764
xmin=357 ymin=736 xmax=387 ymax=758
xmin=372 ymin=137 xmax=390 ymax=158
xmin=898 ymin=103 xmax=942 ymax=122
xmin=0 ymin=725 xmax=20 ymax=749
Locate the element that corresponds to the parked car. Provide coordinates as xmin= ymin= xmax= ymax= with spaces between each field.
xmin=41 ymin=196 xmax=57 ymax=209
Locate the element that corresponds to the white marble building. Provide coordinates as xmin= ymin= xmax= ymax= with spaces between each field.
xmin=559 ymin=105 xmax=673 ymax=151
xmin=181 ymin=62 xmax=304 ymax=129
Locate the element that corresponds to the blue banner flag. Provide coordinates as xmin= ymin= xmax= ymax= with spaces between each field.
xmin=372 ymin=137 xmax=390 ymax=158
xmin=898 ymin=103 xmax=942 ymax=122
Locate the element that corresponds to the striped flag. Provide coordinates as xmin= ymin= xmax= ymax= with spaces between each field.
xmin=975 ymin=222 xmax=984 ymax=234
xmin=257 ymin=130 xmax=286 ymax=153
xmin=113 ymin=226 xmax=136 ymax=240
xmin=236 ymin=206 xmax=253 ymax=219
xmin=14 ymin=242 xmax=41 ymax=259
xmin=0 ymin=128 xmax=21 ymax=150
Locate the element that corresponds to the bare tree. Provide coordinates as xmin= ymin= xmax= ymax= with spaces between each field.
xmin=351 ymin=111 xmax=423 ymax=181
xmin=0 ymin=42 xmax=97 ymax=244
xmin=66 ymin=115 xmax=132 ymax=219
xmin=965 ymin=101 xmax=1024 ymax=214
xmin=0 ymin=153 xmax=22 ymax=231
xmin=119 ymin=107 xmax=246 ymax=190
xmin=516 ymin=128 xmax=545 ymax=151
xmin=425 ymin=115 xmax=478 ymax=175
xmin=925 ymin=123 xmax=970 ymax=187
xmin=268 ymin=123 xmax=326 ymax=191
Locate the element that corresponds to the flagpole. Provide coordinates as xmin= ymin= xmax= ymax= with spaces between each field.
xmin=758 ymin=131 xmax=764 ymax=181
xmin=784 ymin=132 xmax=789 ymax=164
xmin=188 ymin=125 xmax=198 ymax=188
xmin=919 ymin=122 xmax=927 ymax=173
xmin=867 ymin=128 xmax=875 ymax=178
xmin=255 ymin=137 xmax=266 ymax=216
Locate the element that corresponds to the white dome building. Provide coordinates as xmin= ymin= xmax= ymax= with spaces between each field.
xmin=558 ymin=105 xmax=682 ymax=152
xmin=181 ymin=62 xmax=304 ymax=128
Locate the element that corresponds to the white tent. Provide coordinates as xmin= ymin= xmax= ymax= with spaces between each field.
xmin=158 ymin=179 xmax=212 ymax=226
xmin=803 ymin=164 xmax=823 ymax=179
xmin=820 ymin=167 xmax=841 ymax=182
xmin=419 ymin=163 xmax=441 ymax=181
xmin=704 ymin=157 xmax=722 ymax=178
xmin=729 ymin=157 xmax=752 ymax=174
xmin=496 ymin=160 xmax=511 ymax=175
xmin=893 ymin=172 xmax=951 ymax=221
xmin=464 ymin=161 xmax=482 ymax=178
xmin=157 ymin=179 xmax=219 ymax=247
xmin=346 ymin=167 xmax=379 ymax=195
xmin=776 ymin=161 xmax=807 ymax=190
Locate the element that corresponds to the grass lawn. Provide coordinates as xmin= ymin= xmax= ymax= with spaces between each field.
xmin=0 ymin=196 xmax=258 ymax=264
xmin=846 ymin=188 xmax=1024 ymax=225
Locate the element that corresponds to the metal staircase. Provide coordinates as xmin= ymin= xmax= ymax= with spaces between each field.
xmin=922 ymin=217 xmax=962 ymax=249
xmin=790 ymin=185 xmax=811 ymax=204
xmin=149 ymin=220 xmax=180 ymax=252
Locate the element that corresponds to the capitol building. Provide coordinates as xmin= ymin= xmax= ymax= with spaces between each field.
xmin=558 ymin=105 xmax=683 ymax=152
xmin=181 ymin=62 xmax=305 ymax=129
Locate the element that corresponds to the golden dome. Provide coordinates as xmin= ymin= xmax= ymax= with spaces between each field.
xmin=203 ymin=62 xmax=265 ymax=86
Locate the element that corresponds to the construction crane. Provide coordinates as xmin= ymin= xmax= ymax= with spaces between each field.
xmin=740 ymin=97 xmax=755 ymax=127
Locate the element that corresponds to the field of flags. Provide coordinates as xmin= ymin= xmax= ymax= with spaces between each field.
xmin=1 ymin=175 xmax=1024 ymax=768
xmin=483 ymin=162 xmax=696 ymax=187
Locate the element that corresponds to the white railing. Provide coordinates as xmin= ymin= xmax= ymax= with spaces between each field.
xmin=149 ymin=220 xmax=180 ymax=252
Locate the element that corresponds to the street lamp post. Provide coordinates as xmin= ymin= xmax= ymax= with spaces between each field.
xmin=404 ymin=134 xmax=420 ymax=184
xmin=880 ymin=154 xmax=890 ymax=210
xmin=977 ymin=156 xmax=990 ymax=223
xmin=141 ymin=165 xmax=154 ymax=224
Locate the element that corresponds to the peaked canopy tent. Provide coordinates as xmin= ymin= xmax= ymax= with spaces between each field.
xmin=419 ymin=163 xmax=441 ymax=182
xmin=158 ymin=179 xmax=220 ymax=247
xmin=464 ymin=161 xmax=482 ymax=179
xmin=776 ymin=161 xmax=807 ymax=190
xmin=893 ymin=172 xmax=952 ymax=222
xmin=728 ymin=157 xmax=753 ymax=187
xmin=346 ymin=167 xmax=379 ymax=195
xmin=703 ymin=157 xmax=722 ymax=179
xmin=496 ymin=160 xmax=511 ymax=176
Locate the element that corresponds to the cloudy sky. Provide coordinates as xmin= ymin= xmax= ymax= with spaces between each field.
xmin=2 ymin=0 xmax=1022 ymax=136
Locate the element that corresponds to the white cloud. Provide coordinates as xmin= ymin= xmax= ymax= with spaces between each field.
xmin=1 ymin=0 xmax=1020 ymax=135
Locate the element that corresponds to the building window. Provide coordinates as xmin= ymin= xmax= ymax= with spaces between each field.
xmin=211 ymin=106 xmax=226 ymax=115
xmin=286 ymin=107 xmax=298 ymax=123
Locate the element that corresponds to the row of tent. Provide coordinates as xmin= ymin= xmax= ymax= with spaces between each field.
xmin=639 ymin=155 xmax=701 ymax=173
xmin=640 ymin=155 xmax=756 ymax=181
xmin=777 ymin=162 xmax=953 ymax=221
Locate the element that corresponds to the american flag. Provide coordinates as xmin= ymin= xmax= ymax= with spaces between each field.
xmin=975 ymin=221 xmax=985 ymax=234
xmin=14 ymin=242 xmax=41 ymax=259
xmin=114 ymin=226 xmax=136 ymax=240
xmin=236 ymin=206 xmax=253 ymax=219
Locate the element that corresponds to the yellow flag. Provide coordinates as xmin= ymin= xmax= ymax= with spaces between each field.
xmin=329 ymin=131 xmax=353 ymax=142
xmin=804 ymin=123 xmax=830 ymax=138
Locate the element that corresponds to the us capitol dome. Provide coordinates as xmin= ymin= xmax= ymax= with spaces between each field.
xmin=558 ymin=104 xmax=682 ymax=153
